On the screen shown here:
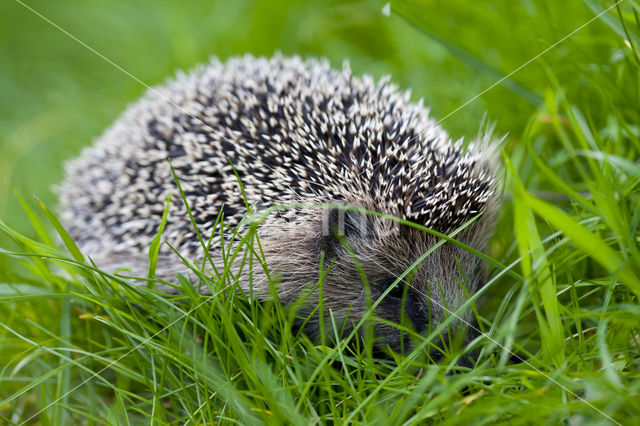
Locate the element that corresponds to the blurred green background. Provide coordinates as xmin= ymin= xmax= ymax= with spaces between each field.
xmin=0 ymin=0 xmax=628 ymax=235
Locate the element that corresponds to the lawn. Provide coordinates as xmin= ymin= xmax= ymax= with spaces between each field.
xmin=1 ymin=0 xmax=639 ymax=424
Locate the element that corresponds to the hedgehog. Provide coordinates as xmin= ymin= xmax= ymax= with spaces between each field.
xmin=58 ymin=54 xmax=500 ymax=355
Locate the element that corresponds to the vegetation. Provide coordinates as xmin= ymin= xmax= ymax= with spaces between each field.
xmin=1 ymin=0 xmax=639 ymax=423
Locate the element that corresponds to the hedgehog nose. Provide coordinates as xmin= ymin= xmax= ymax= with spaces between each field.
xmin=404 ymin=290 xmax=428 ymax=333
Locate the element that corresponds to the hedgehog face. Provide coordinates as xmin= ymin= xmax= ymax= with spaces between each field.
xmin=255 ymin=204 xmax=495 ymax=355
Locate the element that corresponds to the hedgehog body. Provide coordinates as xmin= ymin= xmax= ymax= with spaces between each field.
xmin=59 ymin=55 xmax=500 ymax=352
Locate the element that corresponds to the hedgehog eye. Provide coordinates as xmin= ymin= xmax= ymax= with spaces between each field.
xmin=383 ymin=279 xmax=406 ymax=300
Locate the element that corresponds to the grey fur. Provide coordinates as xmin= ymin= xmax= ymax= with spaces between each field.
xmin=58 ymin=54 xmax=501 ymax=352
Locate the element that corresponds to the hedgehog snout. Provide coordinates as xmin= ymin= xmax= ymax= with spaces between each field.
xmin=399 ymin=287 xmax=429 ymax=333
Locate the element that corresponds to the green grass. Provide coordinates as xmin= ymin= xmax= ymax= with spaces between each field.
xmin=2 ymin=0 xmax=640 ymax=424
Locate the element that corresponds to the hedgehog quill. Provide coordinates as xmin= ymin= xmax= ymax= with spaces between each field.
xmin=58 ymin=55 xmax=500 ymax=355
